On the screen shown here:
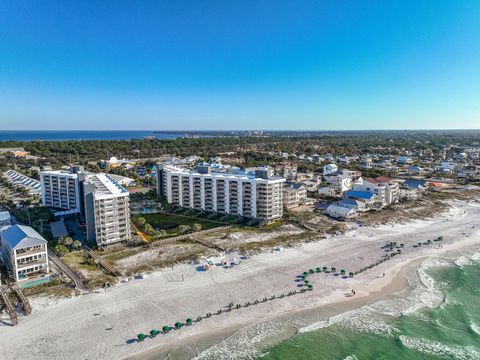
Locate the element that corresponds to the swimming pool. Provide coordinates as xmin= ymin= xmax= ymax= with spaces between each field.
xmin=20 ymin=276 xmax=52 ymax=288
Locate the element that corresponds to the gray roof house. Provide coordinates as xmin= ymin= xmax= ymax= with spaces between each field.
xmin=1 ymin=225 xmax=49 ymax=282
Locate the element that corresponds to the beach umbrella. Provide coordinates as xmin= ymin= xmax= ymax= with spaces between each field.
xmin=316 ymin=267 xmax=321 ymax=273
xmin=323 ymin=266 xmax=328 ymax=272
xmin=309 ymin=269 xmax=315 ymax=274
xmin=307 ymin=284 xmax=313 ymax=289
xmin=397 ymin=249 xmax=401 ymax=253
xmin=303 ymin=271 xmax=309 ymax=276
xmin=150 ymin=329 xmax=160 ymax=337
xmin=331 ymin=267 xmax=336 ymax=273
xmin=400 ymin=243 xmax=404 ymax=248
xmin=304 ymin=280 xmax=310 ymax=285
xmin=340 ymin=269 xmax=346 ymax=275
xmin=349 ymin=272 xmax=354 ymax=277
xmin=418 ymin=242 xmax=422 ymax=246
xmin=137 ymin=333 xmax=146 ymax=342
xmin=175 ymin=322 xmax=184 ymax=329
xmin=163 ymin=326 xmax=172 ymax=333
xmin=186 ymin=318 xmax=193 ymax=325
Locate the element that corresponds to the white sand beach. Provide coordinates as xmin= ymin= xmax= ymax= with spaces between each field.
xmin=1 ymin=200 xmax=480 ymax=360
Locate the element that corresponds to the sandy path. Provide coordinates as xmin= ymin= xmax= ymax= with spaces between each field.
xmin=1 ymin=200 xmax=480 ymax=360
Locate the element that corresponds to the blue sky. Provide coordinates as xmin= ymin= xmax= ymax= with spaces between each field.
xmin=1 ymin=1 xmax=479 ymax=130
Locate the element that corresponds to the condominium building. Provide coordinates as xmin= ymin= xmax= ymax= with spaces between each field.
xmin=283 ymin=182 xmax=307 ymax=209
xmin=83 ymin=174 xmax=131 ymax=247
xmin=353 ymin=177 xmax=399 ymax=206
xmin=1 ymin=225 xmax=49 ymax=282
xmin=40 ymin=166 xmax=85 ymax=215
xmin=157 ymin=165 xmax=285 ymax=221
xmin=3 ymin=169 xmax=41 ymax=195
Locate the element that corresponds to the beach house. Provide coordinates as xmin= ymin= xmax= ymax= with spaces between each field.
xmin=1 ymin=225 xmax=49 ymax=282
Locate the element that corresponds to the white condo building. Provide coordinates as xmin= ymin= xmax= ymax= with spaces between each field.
xmin=157 ymin=165 xmax=285 ymax=221
xmin=1 ymin=225 xmax=49 ymax=282
xmin=83 ymin=174 xmax=131 ymax=247
xmin=40 ymin=167 xmax=85 ymax=215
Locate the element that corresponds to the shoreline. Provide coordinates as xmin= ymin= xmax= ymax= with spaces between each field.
xmin=1 ymin=200 xmax=480 ymax=360
xmin=130 ymin=255 xmax=418 ymax=360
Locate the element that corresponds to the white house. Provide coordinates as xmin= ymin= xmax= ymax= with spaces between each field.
xmin=1 ymin=225 xmax=49 ymax=282
xmin=0 ymin=211 xmax=11 ymax=228
xmin=323 ymin=163 xmax=338 ymax=176
xmin=441 ymin=161 xmax=457 ymax=172
xmin=323 ymin=204 xmax=357 ymax=219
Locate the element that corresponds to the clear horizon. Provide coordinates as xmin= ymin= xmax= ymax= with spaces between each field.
xmin=1 ymin=1 xmax=480 ymax=130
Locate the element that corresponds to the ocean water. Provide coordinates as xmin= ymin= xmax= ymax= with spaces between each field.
xmin=0 ymin=131 xmax=188 ymax=141
xmin=261 ymin=255 xmax=480 ymax=360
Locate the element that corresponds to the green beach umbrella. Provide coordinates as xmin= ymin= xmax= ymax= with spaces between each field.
xmin=137 ymin=333 xmax=146 ymax=342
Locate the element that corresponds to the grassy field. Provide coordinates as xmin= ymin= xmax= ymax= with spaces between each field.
xmin=142 ymin=213 xmax=226 ymax=234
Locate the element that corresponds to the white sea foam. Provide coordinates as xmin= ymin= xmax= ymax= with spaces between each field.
xmin=455 ymin=256 xmax=473 ymax=267
xmin=470 ymin=253 xmax=480 ymax=262
xmin=298 ymin=306 xmax=398 ymax=337
xmin=470 ymin=322 xmax=480 ymax=336
xmin=399 ymin=335 xmax=480 ymax=360
xmin=343 ymin=356 xmax=359 ymax=360
xmin=193 ymin=321 xmax=283 ymax=360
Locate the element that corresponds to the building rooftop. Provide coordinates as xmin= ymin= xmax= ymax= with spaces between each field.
xmin=50 ymin=221 xmax=69 ymax=239
xmin=0 ymin=211 xmax=10 ymax=222
xmin=86 ymin=173 xmax=129 ymax=199
xmin=344 ymin=190 xmax=375 ymax=200
xmin=1 ymin=225 xmax=47 ymax=249
xmin=163 ymin=165 xmax=285 ymax=182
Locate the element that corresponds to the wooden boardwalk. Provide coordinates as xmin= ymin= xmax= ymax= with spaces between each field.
xmin=0 ymin=287 xmax=18 ymax=326
xmin=48 ymin=249 xmax=87 ymax=290
xmin=10 ymin=284 xmax=31 ymax=316
xmin=83 ymin=246 xmax=125 ymax=278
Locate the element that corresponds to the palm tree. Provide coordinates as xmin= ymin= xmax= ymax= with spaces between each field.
xmin=63 ymin=237 xmax=74 ymax=248
xmin=177 ymin=225 xmax=191 ymax=235
xmin=192 ymin=223 xmax=202 ymax=232
xmin=72 ymin=240 xmax=82 ymax=251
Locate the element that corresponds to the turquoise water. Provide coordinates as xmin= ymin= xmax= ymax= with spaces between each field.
xmin=262 ymin=256 xmax=480 ymax=360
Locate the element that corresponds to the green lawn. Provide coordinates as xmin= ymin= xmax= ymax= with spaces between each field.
xmin=142 ymin=213 xmax=225 ymax=234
